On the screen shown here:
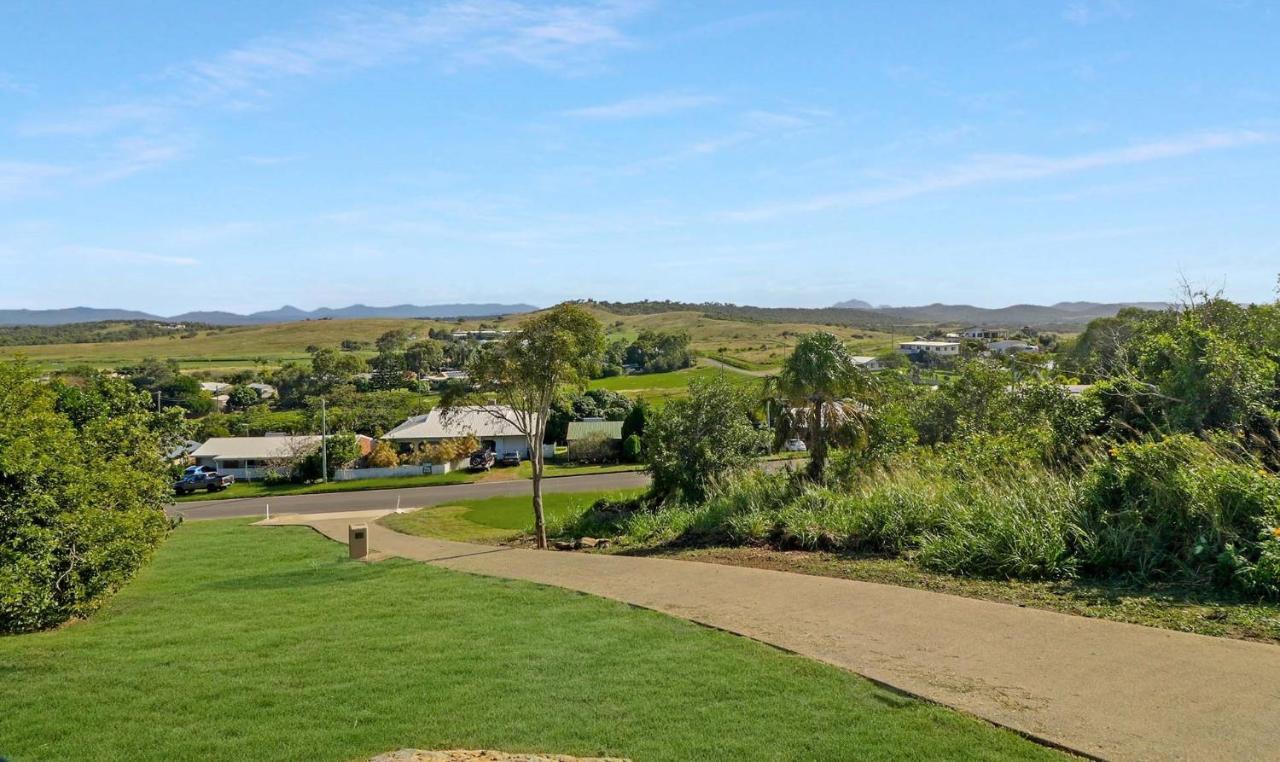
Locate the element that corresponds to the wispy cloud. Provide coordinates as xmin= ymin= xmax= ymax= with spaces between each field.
xmin=724 ymin=129 xmax=1274 ymax=221
xmin=181 ymin=1 xmax=647 ymax=101
xmin=63 ymin=246 xmax=199 ymax=267
xmin=564 ymin=92 xmax=720 ymax=119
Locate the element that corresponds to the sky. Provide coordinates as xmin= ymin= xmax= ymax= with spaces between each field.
xmin=1 ymin=0 xmax=1278 ymax=313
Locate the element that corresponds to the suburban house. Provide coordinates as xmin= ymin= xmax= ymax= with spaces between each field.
xmin=567 ymin=419 xmax=624 ymax=444
xmin=959 ymin=327 xmax=1006 ymax=340
xmin=851 ymin=355 xmax=883 ymax=371
xmin=898 ymin=340 xmax=961 ymax=356
xmin=247 ymin=382 xmax=277 ymax=400
xmin=988 ymin=339 xmax=1039 ymax=354
xmin=449 ymin=330 xmax=514 ymax=342
xmin=382 ymin=406 xmax=530 ymax=459
xmin=199 ymin=381 xmax=229 ymax=393
xmin=190 ymin=434 xmax=374 ymax=479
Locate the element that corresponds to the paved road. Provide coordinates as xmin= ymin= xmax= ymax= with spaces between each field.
xmin=170 ymin=471 xmax=652 ymax=521
xmin=280 ymin=514 xmax=1280 ymax=762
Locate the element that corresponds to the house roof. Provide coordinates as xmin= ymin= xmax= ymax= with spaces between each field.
xmin=900 ymin=341 xmax=960 ymax=348
xmin=850 ymin=356 xmax=877 ymax=365
xmin=192 ymin=434 xmax=372 ymax=460
xmin=382 ymin=406 xmax=526 ymax=441
xmin=567 ymin=420 xmax=624 ymax=440
xmin=199 ymin=381 xmax=229 ymax=393
xmin=192 ymin=435 xmax=323 ymax=461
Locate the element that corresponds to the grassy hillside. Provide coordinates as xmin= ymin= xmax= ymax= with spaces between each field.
xmin=7 ymin=309 xmax=897 ymax=372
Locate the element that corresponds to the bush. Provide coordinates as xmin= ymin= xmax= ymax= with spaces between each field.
xmin=365 ymin=440 xmax=399 ymax=468
xmin=412 ymin=436 xmax=479 ymax=465
xmin=622 ymin=433 xmax=642 ymax=463
xmin=1 ymin=362 xmax=183 ymax=633
xmin=1074 ymin=435 xmax=1280 ymax=582
xmin=644 ymin=376 xmax=769 ymax=503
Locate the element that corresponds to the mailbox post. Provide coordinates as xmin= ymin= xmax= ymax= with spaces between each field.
xmin=349 ymin=523 xmax=368 ymax=560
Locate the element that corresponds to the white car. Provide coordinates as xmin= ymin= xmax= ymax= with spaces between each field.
xmin=783 ymin=438 xmax=807 ymax=452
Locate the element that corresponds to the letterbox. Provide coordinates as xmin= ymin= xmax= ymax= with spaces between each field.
xmin=349 ymin=523 xmax=368 ymax=559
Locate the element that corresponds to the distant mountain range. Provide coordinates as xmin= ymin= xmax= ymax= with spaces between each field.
xmin=0 ymin=303 xmax=539 ymax=327
xmin=829 ymin=299 xmax=1172 ymax=327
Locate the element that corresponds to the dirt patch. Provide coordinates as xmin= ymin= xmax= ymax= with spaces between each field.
xmin=370 ymin=750 xmax=627 ymax=761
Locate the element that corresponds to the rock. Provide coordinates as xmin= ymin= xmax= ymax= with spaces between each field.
xmin=553 ymin=541 xmax=576 ymax=551
xmin=578 ymin=537 xmax=599 ymax=549
xmin=370 ymin=749 xmax=629 ymax=761
xmin=595 ymin=538 xmax=611 ymax=549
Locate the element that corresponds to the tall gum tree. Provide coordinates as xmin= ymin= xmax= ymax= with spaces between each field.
xmin=443 ymin=304 xmax=603 ymax=548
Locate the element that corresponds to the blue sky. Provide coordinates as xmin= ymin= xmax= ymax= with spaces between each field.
xmin=1 ymin=1 xmax=1277 ymax=313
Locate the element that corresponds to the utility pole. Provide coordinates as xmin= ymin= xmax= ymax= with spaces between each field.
xmin=321 ymin=398 xmax=328 ymax=483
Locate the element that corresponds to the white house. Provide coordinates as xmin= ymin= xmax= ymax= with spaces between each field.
xmin=247 ymin=382 xmax=277 ymax=400
xmin=190 ymin=434 xmax=372 ymax=479
xmin=988 ymin=340 xmax=1038 ymax=354
xmin=199 ymin=381 xmax=230 ymax=393
xmin=898 ymin=340 xmax=961 ymax=356
xmin=383 ymin=406 xmax=530 ymax=459
xmin=959 ymin=327 xmax=1006 ymax=340
xmin=851 ymin=355 xmax=883 ymax=370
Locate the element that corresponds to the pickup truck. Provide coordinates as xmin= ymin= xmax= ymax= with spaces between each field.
xmin=174 ymin=471 xmax=235 ymax=495
xmin=468 ymin=450 xmax=496 ymax=471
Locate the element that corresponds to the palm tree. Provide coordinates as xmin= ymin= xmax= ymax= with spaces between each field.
xmin=767 ymin=332 xmax=876 ymax=481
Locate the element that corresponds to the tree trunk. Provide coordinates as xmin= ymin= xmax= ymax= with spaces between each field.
xmin=531 ymin=435 xmax=547 ymax=549
xmin=807 ymin=401 xmax=826 ymax=481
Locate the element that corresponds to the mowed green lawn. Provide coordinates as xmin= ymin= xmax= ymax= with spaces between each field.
xmin=0 ymin=521 xmax=1056 ymax=761
xmin=588 ymin=366 xmax=761 ymax=403
xmin=383 ymin=489 xmax=644 ymax=542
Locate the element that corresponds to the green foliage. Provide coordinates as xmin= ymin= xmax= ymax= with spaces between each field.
xmin=622 ymin=433 xmax=643 ymax=463
xmin=1 ymin=361 xmax=181 ymax=633
xmin=567 ymin=431 xmax=619 ymax=464
xmin=225 ymin=384 xmax=259 ymax=411
xmin=0 ymin=320 xmax=220 ymax=347
xmin=768 ymin=332 xmax=876 ymax=480
xmin=294 ymin=433 xmax=361 ymax=482
xmin=645 ymin=375 xmax=769 ymax=503
xmin=624 ymin=330 xmax=695 ymax=373
xmin=1074 ymin=436 xmax=1280 ymax=582
xmin=546 ymin=388 xmax=633 ymax=443
xmin=622 ymin=398 xmax=649 ymax=440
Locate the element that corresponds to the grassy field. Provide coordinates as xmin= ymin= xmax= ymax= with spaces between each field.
xmin=172 ymin=470 xmax=480 ymax=502
xmin=588 ymin=365 xmax=762 ymax=402
xmin=0 ymin=520 xmax=1056 ymax=761
xmin=8 ymin=308 xmax=897 ymax=372
xmin=383 ymin=489 xmax=645 ymax=542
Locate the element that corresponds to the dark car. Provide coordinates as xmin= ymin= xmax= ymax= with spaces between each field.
xmin=468 ymin=450 xmax=496 ymax=471
xmin=498 ymin=452 xmax=521 ymax=467
xmin=173 ymin=471 xmax=235 ymax=495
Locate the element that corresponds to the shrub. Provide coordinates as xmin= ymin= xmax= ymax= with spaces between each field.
xmin=1073 ymin=436 xmax=1280 ymax=581
xmin=365 ymin=440 xmax=399 ymax=468
xmin=413 ymin=436 xmax=479 ymax=465
xmin=622 ymin=433 xmax=642 ymax=463
xmin=1 ymin=362 xmax=183 ymax=633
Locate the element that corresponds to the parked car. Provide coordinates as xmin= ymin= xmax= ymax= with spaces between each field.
xmin=498 ymin=452 xmax=521 ymax=467
xmin=468 ymin=450 xmax=496 ymax=471
xmin=782 ymin=438 xmax=808 ymax=452
xmin=173 ymin=471 xmax=235 ymax=495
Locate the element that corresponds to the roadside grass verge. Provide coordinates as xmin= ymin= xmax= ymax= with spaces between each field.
xmin=0 ymin=520 xmax=1056 ymax=761
xmin=172 ymin=470 xmax=480 ymax=502
xmin=383 ymin=489 xmax=645 ymax=542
